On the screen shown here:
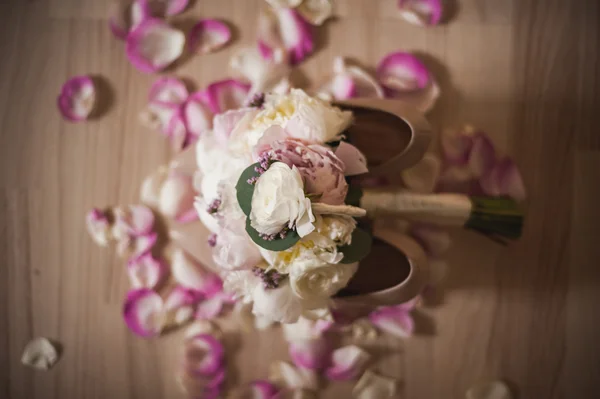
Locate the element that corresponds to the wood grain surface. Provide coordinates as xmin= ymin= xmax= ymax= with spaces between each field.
xmin=1 ymin=0 xmax=599 ymax=398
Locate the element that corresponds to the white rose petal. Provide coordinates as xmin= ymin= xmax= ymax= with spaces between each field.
xmin=21 ymin=338 xmax=60 ymax=370
xmin=250 ymin=163 xmax=315 ymax=237
xmin=212 ymin=228 xmax=262 ymax=270
xmin=252 ymin=281 xmax=305 ymax=324
xmin=316 ymin=215 xmax=356 ymax=246
xmin=290 ymin=261 xmax=358 ymax=300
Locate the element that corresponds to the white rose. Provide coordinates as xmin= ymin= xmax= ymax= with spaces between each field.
xmin=212 ymin=228 xmax=262 ymax=270
xmin=290 ymin=261 xmax=358 ymax=301
xmin=315 ymin=215 xmax=357 ymax=246
xmin=252 ymin=280 xmax=327 ymax=324
xmin=250 ymin=162 xmax=315 ymax=237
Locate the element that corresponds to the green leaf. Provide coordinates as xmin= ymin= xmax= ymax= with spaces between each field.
xmin=345 ymin=184 xmax=363 ymax=207
xmin=338 ymin=227 xmax=372 ymax=264
xmin=245 ymin=218 xmax=301 ymax=251
xmin=235 ymin=162 xmax=262 ymax=216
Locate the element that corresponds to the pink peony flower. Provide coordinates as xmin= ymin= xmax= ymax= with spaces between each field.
xmin=269 ymin=140 xmax=348 ymax=205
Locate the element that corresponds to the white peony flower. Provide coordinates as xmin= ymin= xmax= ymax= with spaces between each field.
xmin=315 ymin=215 xmax=356 ymax=246
xmin=290 ymin=261 xmax=358 ymax=301
xmin=260 ymin=232 xmax=342 ymax=274
xmin=250 ymin=162 xmax=315 ymax=237
xmin=252 ymin=280 xmax=327 ymax=324
xmin=212 ymin=228 xmax=262 ymax=270
xmin=223 ymin=269 xmax=262 ymax=304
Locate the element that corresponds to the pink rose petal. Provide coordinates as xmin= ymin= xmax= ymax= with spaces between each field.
xmin=165 ymin=285 xmax=203 ymax=324
xmin=149 ymin=77 xmax=189 ymax=107
xmin=369 ymin=303 xmax=415 ymax=338
xmin=203 ymin=79 xmax=252 ymax=114
xmin=130 ymin=232 xmax=158 ymax=261
xmin=377 ymin=51 xmax=430 ymax=92
xmin=254 ymin=125 xmax=290 ymax=159
xmin=331 ymin=57 xmax=385 ymax=99
xmin=158 ymin=0 xmax=189 ymax=16
xmin=123 ymin=288 xmax=164 ymax=337
xmin=185 ymin=334 xmax=225 ymax=376
xmin=325 ymin=345 xmax=370 ymax=381
xmin=176 ymin=208 xmax=200 ymax=223
xmin=159 ymin=172 xmax=196 ymax=220
xmin=126 ymin=18 xmax=185 ymax=73
xmin=289 ymin=338 xmax=331 ymax=371
xmin=230 ymin=47 xmax=291 ymax=96
xmin=57 ymin=76 xmax=96 ymax=122
xmin=398 ymin=0 xmax=443 ymax=26
xmin=441 ymin=128 xmax=474 ymax=165
xmin=183 ymin=91 xmax=214 ymax=139
xmin=213 ymin=108 xmax=258 ymax=146
xmin=127 ymin=253 xmax=168 ymax=289
xmin=108 ymin=0 xmax=151 ymax=40
xmin=297 ymin=0 xmax=334 ymax=26
xmin=189 ymin=19 xmax=232 ymax=54
xmin=195 ymin=292 xmax=235 ymax=320
xmin=114 ymin=205 xmax=155 ymax=236
xmin=334 ymin=141 xmax=369 ymax=176
xmin=468 ymin=133 xmax=497 ymax=178
xmin=269 ymin=361 xmax=318 ymax=391
xmin=259 ymin=7 xmax=314 ymax=65
xmin=480 ymin=158 xmax=527 ymax=201
xmin=171 ymin=248 xmax=223 ymax=296
xmin=86 ymin=208 xmax=110 ymax=246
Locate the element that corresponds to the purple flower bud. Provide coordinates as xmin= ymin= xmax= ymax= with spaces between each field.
xmin=207 ymin=234 xmax=217 ymax=247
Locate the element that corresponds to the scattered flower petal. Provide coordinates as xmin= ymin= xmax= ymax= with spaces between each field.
xmin=185 ymin=334 xmax=225 ymax=376
xmin=270 ymin=361 xmax=319 ymax=391
xmin=369 ymin=302 xmax=415 ymax=338
xmin=171 ymin=248 xmax=223 ymax=296
xmin=57 ymin=76 xmax=96 ymax=122
xmin=185 ymin=320 xmax=223 ymax=340
xmin=259 ymin=7 xmax=314 ymax=65
xmin=123 ymin=288 xmax=165 ymax=337
xmin=480 ymin=158 xmax=527 ymax=201
xmin=466 ymin=380 xmax=513 ymax=399
xmin=195 ymin=292 xmax=234 ymax=320
xmin=189 ymin=19 xmax=231 ymax=54
xmin=21 ymin=338 xmax=60 ymax=370
xmin=325 ymin=345 xmax=370 ymax=381
xmin=441 ymin=128 xmax=475 ymax=165
xmin=126 ymin=19 xmax=185 ymax=73
xmin=377 ymin=52 xmax=439 ymax=112
xmin=127 ymin=253 xmax=168 ymax=289
xmin=333 ymin=57 xmax=385 ymax=99
xmin=266 ymin=0 xmax=303 ymax=8
xmin=159 ymin=172 xmax=196 ymax=220
xmin=335 ymin=141 xmax=369 ymax=176
xmin=289 ymin=338 xmax=331 ymax=371
xmin=353 ymin=370 xmax=397 ymax=399
xmin=349 ymin=319 xmax=379 ymax=341
xmin=230 ymin=47 xmax=291 ymax=96
xmin=296 ymin=0 xmax=333 ymax=26
xmin=410 ymin=224 xmax=451 ymax=256
xmin=86 ymin=208 xmax=111 ymax=246
xmin=398 ymin=0 xmax=443 ymax=26
xmin=113 ymin=205 xmax=155 ymax=237
xmin=203 ymin=79 xmax=252 ymax=114
xmin=164 ymin=285 xmax=202 ymax=325
xmin=401 ymin=153 xmax=441 ymax=193
xmin=108 ymin=0 xmax=151 ymax=40
xmin=183 ymin=91 xmax=214 ymax=138
xmin=149 ymin=77 xmax=189 ymax=106
xmin=240 ymin=380 xmax=280 ymax=399
xmin=140 ymin=166 xmax=168 ymax=208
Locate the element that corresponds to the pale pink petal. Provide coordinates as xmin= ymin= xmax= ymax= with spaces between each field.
xmin=189 ymin=19 xmax=231 ymax=54
xmin=269 ymin=361 xmax=319 ymax=391
xmin=398 ymin=0 xmax=443 ymax=26
xmin=165 ymin=285 xmax=203 ymax=310
xmin=334 ymin=141 xmax=369 ymax=176
xmin=127 ymin=253 xmax=168 ymax=289
xmin=332 ymin=57 xmax=385 ymax=99
xmin=288 ymin=338 xmax=331 ymax=371
xmin=254 ymin=125 xmax=290 ymax=159
xmin=353 ymin=370 xmax=397 ymax=399
xmin=266 ymin=0 xmax=303 ymax=8
xmin=183 ymin=91 xmax=214 ymax=139
xmin=140 ymin=166 xmax=167 ymax=208
xmin=159 ymin=172 xmax=196 ymax=219
xmin=130 ymin=232 xmax=158 ymax=261
xmin=214 ymin=108 xmax=258 ymax=146
xmin=108 ymin=0 xmax=151 ymax=40
xmin=86 ymin=208 xmax=110 ymax=246
xmin=123 ymin=288 xmax=164 ymax=337
xmin=401 ymin=153 xmax=441 ymax=193
xmin=410 ymin=224 xmax=451 ymax=256
xmin=296 ymin=0 xmax=333 ymax=26
xmin=57 ymin=76 xmax=96 ymax=122
xmin=244 ymin=380 xmax=280 ymax=399
xmin=325 ymin=345 xmax=370 ymax=381
xmin=176 ymin=208 xmax=200 ymax=223
xmin=468 ymin=133 xmax=497 ymax=178
xmin=126 ymin=19 xmax=185 ymax=74
xmin=163 ymin=0 xmax=189 ymax=16
xmin=203 ymin=79 xmax=251 ymax=114
xmin=441 ymin=128 xmax=474 ymax=165
xmin=195 ymin=295 xmax=230 ymax=320
xmin=480 ymin=158 xmax=527 ymax=201
xmin=369 ymin=305 xmax=414 ymax=338
xmin=230 ymin=47 xmax=291 ymax=96
xmin=259 ymin=7 xmax=314 ymax=65
xmin=328 ymin=74 xmax=356 ymax=100
xmin=171 ymin=248 xmax=224 ymax=295
xmin=129 ymin=205 xmax=155 ymax=236
xmin=149 ymin=77 xmax=188 ymax=107
xmin=185 ymin=334 xmax=225 ymax=375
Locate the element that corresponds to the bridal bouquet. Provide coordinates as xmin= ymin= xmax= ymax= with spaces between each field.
xmin=194 ymin=89 xmax=372 ymax=324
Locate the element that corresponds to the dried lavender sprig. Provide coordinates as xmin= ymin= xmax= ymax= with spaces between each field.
xmin=207 ymin=234 xmax=217 ymax=247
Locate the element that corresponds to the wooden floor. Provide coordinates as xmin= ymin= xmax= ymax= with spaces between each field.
xmin=1 ymin=0 xmax=599 ymax=398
